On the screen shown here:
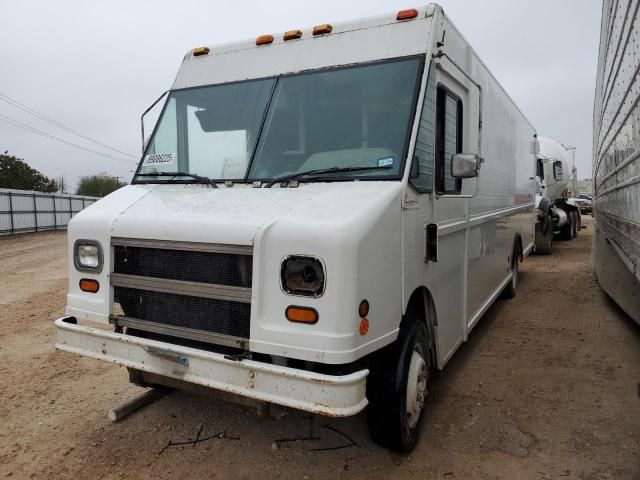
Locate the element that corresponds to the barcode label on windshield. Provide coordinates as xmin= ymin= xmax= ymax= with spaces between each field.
xmin=377 ymin=156 xmax=394 ymax=167
xmin=143 ymin=153 xmax=176 ymax=166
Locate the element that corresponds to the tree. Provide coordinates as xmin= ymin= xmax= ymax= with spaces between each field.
xmin=0 ymin=151 xmax=57 ymax=192
xmin=76 ymin=173 xmax=125 ymax=197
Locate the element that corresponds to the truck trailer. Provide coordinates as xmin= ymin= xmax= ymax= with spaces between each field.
xmin=55 ymin=4 xmax=536 ymax=452
xmin=592 ymin=0 xmax=640 ymax=324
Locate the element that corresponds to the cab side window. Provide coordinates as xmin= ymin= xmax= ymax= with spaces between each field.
xmin=435 ymin=86 xmax=463 ymax=193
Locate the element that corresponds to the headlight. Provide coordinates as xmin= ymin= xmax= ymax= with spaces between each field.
xmin=280 ymin=255 xmax=325 ymax=297
xmin=74 ymin=240 xmax=103 ymax=273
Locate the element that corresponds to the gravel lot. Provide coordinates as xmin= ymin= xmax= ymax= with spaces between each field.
xmin=0 ymin=217 xmax=638 ymax=479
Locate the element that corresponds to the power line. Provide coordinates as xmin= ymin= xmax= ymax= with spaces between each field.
xmin=0 ymin=113 xmax=137 ymax=165
xmin=0 ymin=92 xmax=138 ymax=159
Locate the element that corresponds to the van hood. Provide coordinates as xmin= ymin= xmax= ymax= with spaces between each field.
xmin=66 ymin=181 xmax=405 ymax=364
xmin=72 ymin=182 xmax=403 ymax=246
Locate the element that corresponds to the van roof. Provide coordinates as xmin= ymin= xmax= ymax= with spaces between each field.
xmin=172 ymin=5 xmax=438 ymax=89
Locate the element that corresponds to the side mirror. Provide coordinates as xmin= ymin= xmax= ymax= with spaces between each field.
xmin=451 ymin=153 xmax=482 ymax=178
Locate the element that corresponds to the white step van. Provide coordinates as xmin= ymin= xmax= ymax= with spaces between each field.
xmin=56 ymin=4 xmax=536 ymax=451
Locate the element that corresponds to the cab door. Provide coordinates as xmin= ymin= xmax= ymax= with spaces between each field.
xmin=405 ymin=54 xmax=479 ymax=367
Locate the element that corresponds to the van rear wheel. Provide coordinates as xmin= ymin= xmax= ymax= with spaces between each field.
xmin=501 ymin=253 xmax=518 ymax=299
xmin=367 ymin=319 xmax=430 ymax=452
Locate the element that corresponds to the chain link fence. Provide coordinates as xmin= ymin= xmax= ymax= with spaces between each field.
xmin=0 ymin=188 xmax=99 ymax=235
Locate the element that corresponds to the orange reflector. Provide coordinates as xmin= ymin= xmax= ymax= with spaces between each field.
xmin=193 ymin=47 xmax=210 ymax=57
xmin=79 ymin=278 xmax=99 ymax=293
xmin=312 ymin=24 xmax=332 ymax=35
xmin=284 ymin=29 xmax=303 ymax=41
xmin=397 ymin=8 xmax=419 ymax=20
xmin=358 ymin=299 xmax=370 ymax=318
xmin=286 ymin=306 xmax=318 ymax=324
xmin=256 ymin=34 xmax=274 ymax=46
xmin=359 ymin=318 xmax=369 ymax=336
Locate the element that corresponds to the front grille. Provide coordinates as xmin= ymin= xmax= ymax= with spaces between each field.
xmin=113 ymin=245 xmax=252 ymax=287
xmin=114 ymin=287 xmax=250 ymax=338
xmin=110 ymin=240 xmax=253 ymax=346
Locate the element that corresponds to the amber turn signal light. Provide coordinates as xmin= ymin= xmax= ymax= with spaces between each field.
xmin=313 ymin=24 xmax=332 ymax=35
xmin=359 ymin=318 xmax=369 ymax=336
xmin=193 ymin=47 xmax=210 ymax=56
xmin=256 ymin=34 xmax=274 ymax=46
xmin=397 ymin=9 xmax=419 ymax=20
xmin=79 ymin=278 xmax=99 ymax=293
xmin=284 ymin=29 xmax=302 ymax=41
xmin=286 ymin=306 xmax=318 ymax=324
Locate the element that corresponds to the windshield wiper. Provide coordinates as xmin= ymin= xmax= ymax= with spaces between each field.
xmin=135 ymin=171 xmax=218 ymax=188
xmin=264 ymin=165 xmax=393 ymax=188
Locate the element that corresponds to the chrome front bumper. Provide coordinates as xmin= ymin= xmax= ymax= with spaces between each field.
xmin=55 ymin=317 xmax=369 ymax=417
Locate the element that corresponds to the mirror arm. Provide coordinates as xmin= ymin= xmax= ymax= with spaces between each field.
xmin=140 ymin=90 xmax=169 ymax=153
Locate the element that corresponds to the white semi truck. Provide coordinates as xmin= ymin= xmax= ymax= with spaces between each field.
xmin=533 ymin=136 xmax=582 ymax=254
xmin=55 ymin=4 xmax=536 ymax=452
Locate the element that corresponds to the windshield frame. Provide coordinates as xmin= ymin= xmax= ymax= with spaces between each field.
xmin=132 ymin=54 xmax=425 ymax=186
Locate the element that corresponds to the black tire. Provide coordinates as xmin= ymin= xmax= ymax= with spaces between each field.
xmin=367 ymin=319 xmax=431 ymax=452
xmin=560 ymin=211 xmax=574 ymax=240
xmin=501 ymin=251 xmax=518 ymax=299
xmin=534 ymin=215 xmax=553 ymax=255
xmin=570 ymin=211 xmax=578 ymax=238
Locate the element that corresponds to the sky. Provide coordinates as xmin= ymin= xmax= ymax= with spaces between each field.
xmin=0 ymin=1 xmax=602 ymax=190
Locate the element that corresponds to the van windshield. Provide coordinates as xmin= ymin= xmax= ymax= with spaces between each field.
xmin=134 ymin=56 xmax=423 ymax=184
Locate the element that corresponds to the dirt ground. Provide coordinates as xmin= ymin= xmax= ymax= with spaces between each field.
xmin=0 ymin=218 xmax=638 ymax=480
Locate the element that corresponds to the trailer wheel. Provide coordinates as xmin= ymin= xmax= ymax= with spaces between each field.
xmin=534 ymin=215 xmax=553 ymax=255
xmin=571 ymin=210 xmax=578 ymax=238
xmin=573 ymin=211 xmax=581 ymax=237
xmin=367 ymin=318 xmax=430 ymax=452
xmin=560 ymin=211 xmax=574 ymax=240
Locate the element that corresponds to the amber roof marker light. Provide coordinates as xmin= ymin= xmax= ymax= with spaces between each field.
xmin=396 ymin=9 xmax=419 ymax=20
xmin=256 ymin=34 xmax=274 ymax=46
xmin=313 ymin=24 xmax=333 ymax=35
xmin=284 ymin=29 xmax=303 ymax=41
xmin=192 ymin=47 xmax=210 ymax=56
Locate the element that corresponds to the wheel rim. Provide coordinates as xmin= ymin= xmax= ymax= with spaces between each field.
xmin=405 ymin=346 xmax=428 ymax=428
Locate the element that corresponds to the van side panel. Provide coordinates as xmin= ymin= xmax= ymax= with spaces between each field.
xmin=402 ymin=7 xmax=535 ymax=368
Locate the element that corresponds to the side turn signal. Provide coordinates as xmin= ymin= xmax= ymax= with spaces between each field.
xmin=79 ymin=278 xmax=99 ymax=293
xmin=286 ymin=306 xmax=318 ymax=324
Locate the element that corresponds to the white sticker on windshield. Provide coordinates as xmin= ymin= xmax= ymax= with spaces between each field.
xmin=377 ymin=156 xmax=394 ymax=167
xmin=143 ymin=153 xmax=176 ymax=166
